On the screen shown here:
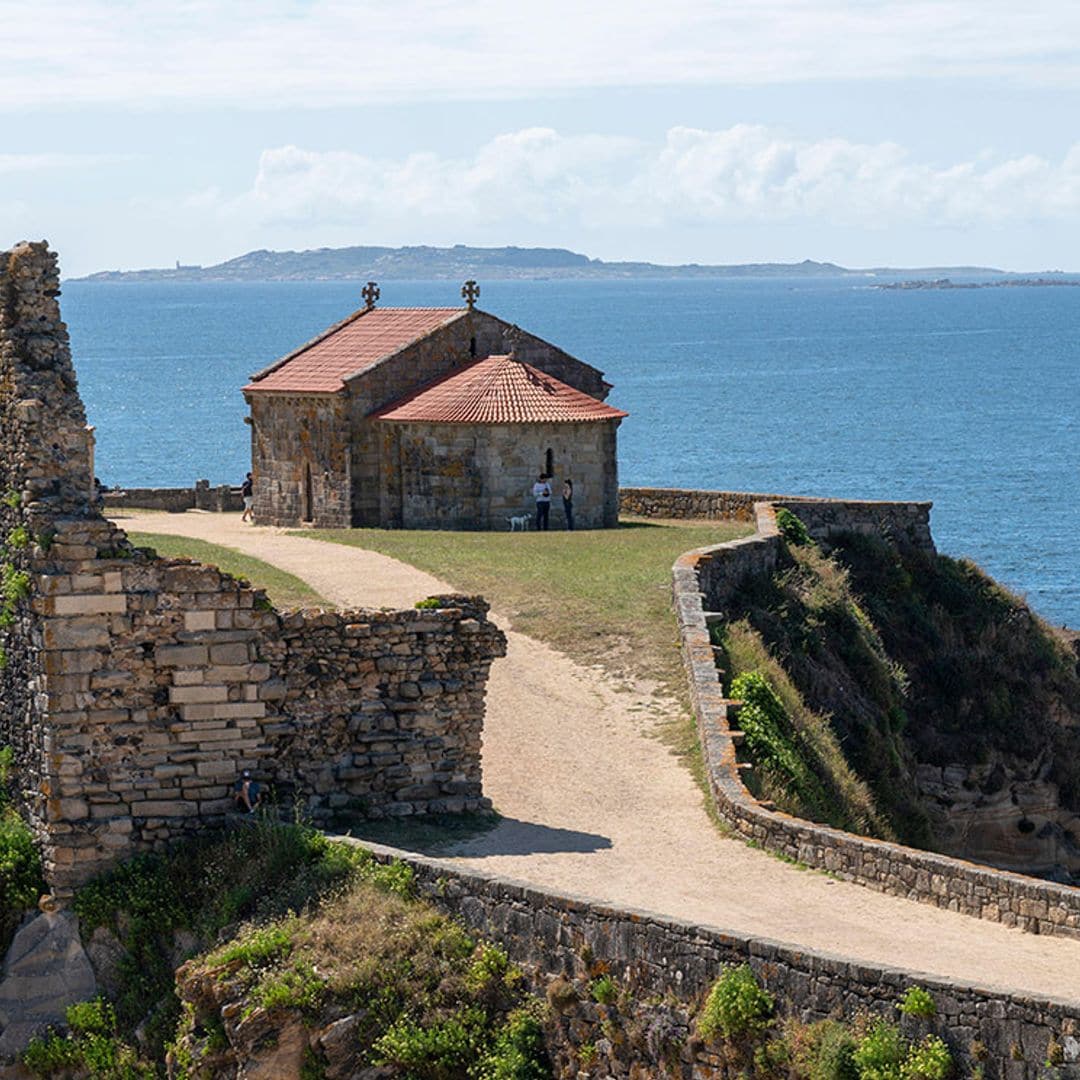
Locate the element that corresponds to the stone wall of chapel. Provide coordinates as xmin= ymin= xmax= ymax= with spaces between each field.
xmin=379 ymin=420 xmax=620 ymax=530
xmin=247 ymin=393 xmax=351 ymax=528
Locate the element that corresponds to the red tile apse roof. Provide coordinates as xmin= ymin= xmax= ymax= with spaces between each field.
xmin=244 ymin=307 xmax=466 ymax=393
xmin=373 ymin=354 xmax=629 ymax=425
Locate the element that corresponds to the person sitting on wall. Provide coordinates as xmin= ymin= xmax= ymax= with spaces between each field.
xmin=233 ymin=769 xmax=261 ymax=814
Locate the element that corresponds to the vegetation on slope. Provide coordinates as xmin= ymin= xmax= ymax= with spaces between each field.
xmin=127 ymin=533 xmax=326 ymax=610
xmin=0 ymin=745 xmax=44 ymax=952
xmin=717 ymin=520 xmax=1080 ymax=849
xmin=21 ymin=819 xmax=548 ymax=1078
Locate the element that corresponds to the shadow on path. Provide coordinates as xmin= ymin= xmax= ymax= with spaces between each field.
xmin=333 ymin=814 xmax=612 ymax=858
xmin=445 ymin=818 xmax=613 ymax=858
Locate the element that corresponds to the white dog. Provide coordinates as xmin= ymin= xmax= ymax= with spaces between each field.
xmin=508 ymin=515 xmax=530 ymax=531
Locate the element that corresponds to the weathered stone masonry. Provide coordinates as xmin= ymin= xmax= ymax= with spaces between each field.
xmin=0 ymin=242 xmax=505 ymax=894
xmin=357 ymin=840 xmax=1080 ymax=1080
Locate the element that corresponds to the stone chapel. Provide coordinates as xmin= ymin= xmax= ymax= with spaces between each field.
xmin=242 ymin=283 xmax=627 ymax=529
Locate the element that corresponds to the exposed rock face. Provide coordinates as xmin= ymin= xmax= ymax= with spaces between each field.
xmin=0 ymin=910 xmax=96 ymax=1059
xmin=917 ymin=754 xmax=1080 ymax=883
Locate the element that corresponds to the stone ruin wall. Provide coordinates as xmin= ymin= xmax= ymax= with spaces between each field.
xmin=668 ymin=495 xmax=1080 ymax=938
xmin=0 ymin=242 xmax=506 ymax=894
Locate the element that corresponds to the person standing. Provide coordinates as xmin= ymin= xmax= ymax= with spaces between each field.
xmin=241 ymin=472 xmax=254 ymax=522
xmin=532 ymin=473 xmax=551 ymax=531
xmin=562 ymin=477 xmax=574 ymax=531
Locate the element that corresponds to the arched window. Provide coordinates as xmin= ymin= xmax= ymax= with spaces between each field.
xmin=469 ymin=336 xmax=477 ymax=358
xmin=302 ymin=463 xmax=314 ymax=523
xmin=545 ymin=448 xmax=554 ymax=477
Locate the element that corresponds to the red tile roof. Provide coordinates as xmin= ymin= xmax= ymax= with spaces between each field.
xmin=244 ymin=307 xmax=467 ymax=394
xmin=373 ymin=354 xmax=628 ymax=425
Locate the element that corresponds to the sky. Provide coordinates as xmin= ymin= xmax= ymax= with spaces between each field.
xmin=3 ymin=0 xmax=1080 ymax=276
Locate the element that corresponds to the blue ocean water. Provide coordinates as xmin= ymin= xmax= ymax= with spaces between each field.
xmin=60 ymin=277 xmax=1079 ymax=628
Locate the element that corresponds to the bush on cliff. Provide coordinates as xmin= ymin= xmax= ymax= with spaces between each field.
xmin=0 ymin=745 xmax=45 ymax=952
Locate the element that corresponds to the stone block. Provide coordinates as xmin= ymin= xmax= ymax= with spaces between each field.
xmin=156 ymin=644 xmax=210 ymax=667
xmin=210 ymin=642 xmax=250 ymax=665
xmin=43 ymin=618 xmax=110 ymax=650
xmin=51 ymin=594 xmax=128 ymax=617
xmin=184 ymin=610 xmax=217 ymax=633
xmin=137 ymin=800 xmax=193 ymax=817
xmin=169 ymin=685 xmax=230 ymax=705
xmin=179 ymin=702 xmax=266 ymax=722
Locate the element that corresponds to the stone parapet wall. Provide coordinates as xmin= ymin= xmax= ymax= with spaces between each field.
xmin=102 ymin=481 xmax=244 ymax=514
xmin=674 ymin=499 xmax=1080 ymax=938
xmin=353 ymin=840 xmax=1080 ymax=1080
xmin=622 ymin=486 xmax=936 ymax=554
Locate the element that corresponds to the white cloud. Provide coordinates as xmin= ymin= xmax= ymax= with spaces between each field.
xmin=2 ymin=0 xmax=1080 ymax=110
xmin=219 ymin=125 xmax=1080 ymax=238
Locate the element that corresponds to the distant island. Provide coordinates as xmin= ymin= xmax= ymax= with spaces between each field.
xmin=70 ymin=244 xmax=1015 ymax=283
xmin=875 ymin=277 xmax=1080 ymax=290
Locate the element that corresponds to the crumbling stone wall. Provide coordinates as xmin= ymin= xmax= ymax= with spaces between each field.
xmin=0 ymin=242 xmax=506 ymax=894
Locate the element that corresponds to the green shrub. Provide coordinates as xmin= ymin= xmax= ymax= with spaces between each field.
xmin=898 ymin=986 xmax=936 ymax=1019
xmin=805 ymin=1020 xmax=859 ymax=1080
xmin=730 ymin=670 xmax=836 ymax=823
xmin=415 ymin=597 xmax=444 ymax=609
xmin=902 ymin=1035 xmax=952 ymax=1080
xmin=853 ymin=1018 xmax=905 ymax=1080
xmin=22 ymin=997 xmax=155 ymax=1079
xmin=475 ymin=1004 xmax=550 ymax=1079
xmin=6 ymin=525 xmax=30 ymax=550
xmin=590 ymin=974 xmax=617 ymax=1005
xmin=776 ymin=507 xmax=813 ymax=547
xmin=0 ymin=805 xmax=44 ymax=950
xmin=697 ymin=964 xmax=774 ymax=1042
xmin=1 ymin=564 xmax=31 ymax=604
xmin=373 ymin=1006 xmax=487 ymax=1076
xmin=1 ymin=489 xmax=20 ymax=509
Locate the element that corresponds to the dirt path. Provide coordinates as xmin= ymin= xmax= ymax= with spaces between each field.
xmin=121 ymin=510 xmax=1080 ymax=1001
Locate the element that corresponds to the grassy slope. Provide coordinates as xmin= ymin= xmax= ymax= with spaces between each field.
xmin=721 ymin=531 xmax=1080 ymax=848
xmin=127 ymin=532 xmax=326 ymax=610
xmin=298 ymin=518 xmax=750 ymax=694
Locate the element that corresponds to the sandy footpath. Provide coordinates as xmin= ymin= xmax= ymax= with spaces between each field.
xmin=119 ymin=510 xmax=1080 ymax=1001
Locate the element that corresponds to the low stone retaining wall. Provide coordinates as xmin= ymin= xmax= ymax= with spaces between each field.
xmin=622 ymin=486 xmax=935 ymax=554
xmin=675 ymin=500 xmax=1080 ymax=938
xmin=354 ymin=839 xmax=1080 ymax=1080
xmin=102 ymin=480 xmax=243 ymax=513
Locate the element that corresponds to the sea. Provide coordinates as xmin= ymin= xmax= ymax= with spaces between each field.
xmin=59 ymin=276 xmax=1079 ymax=629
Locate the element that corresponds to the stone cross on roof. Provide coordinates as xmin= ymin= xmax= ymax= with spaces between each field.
xmin=362 ymin=281 xmax=380 ymax=311
xmin=461 ymin=280 xmax=480 ymax=310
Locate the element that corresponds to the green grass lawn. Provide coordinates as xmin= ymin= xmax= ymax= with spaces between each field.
xmin=297 ymin=517 xmax=750 ymax=694
xmin=127 ymin=532 xmax=326 ymax=610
